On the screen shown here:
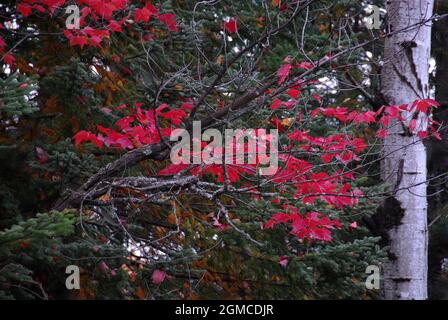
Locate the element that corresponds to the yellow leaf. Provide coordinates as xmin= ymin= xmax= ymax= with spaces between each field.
xmin=215 ymin=55 xmax=223 ymax=65
xmin=281 ymin=117 xmax=294 ymax=127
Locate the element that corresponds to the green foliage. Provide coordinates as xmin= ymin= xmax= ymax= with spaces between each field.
xmin=0 ymin=72 xmax=38 ymax=119
xmin=0 ymin=210 xmax=75 ymax=299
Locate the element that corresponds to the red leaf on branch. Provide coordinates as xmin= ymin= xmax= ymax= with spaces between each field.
xmin=17 ymin=4 xmax=32 ymax=17
xmin=107 ymin=21 xmax=123 ymax=33
xmin=158 ymin=13 xmax=177 ymax=32
xmin=276 ymin=64 xmax=292 ymax=85
xmin=224 ymin=18 xmax=237 ymax=33
xmin=295 ymin=61 xmax=313 ymax=70
xmin=73 ymin=130 xmax=103 ymax=148
xmin=158 ymin=163 xmax=190 ymax=175
xmin=287 ymin=88 xmax=300 ymax=99
xmin=270 ymin=98 xmax=282 ymax=110
xmin=412 ymin=99 xmax=439 ymax=114
xmin=3 ymin=54 xmax=15 ymax=66
xmin=159 ymin=108 xmax=187 ymax=125
xmin=376 ymin=129 xmax=388 ymax=139
xmin=417 ymin=131 xmax=428 ymax=139
xmin=134 ymin=3 xmax=158 ymax=24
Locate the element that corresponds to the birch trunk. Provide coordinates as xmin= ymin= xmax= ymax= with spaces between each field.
xmin=380 ymin=0 xmax=434 ymax=300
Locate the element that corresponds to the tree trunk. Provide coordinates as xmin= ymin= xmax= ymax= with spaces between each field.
xmin=380 ymin=0 xmax=434 ymax=300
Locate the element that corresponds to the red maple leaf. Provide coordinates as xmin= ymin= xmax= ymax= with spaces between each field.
xmin=134 ymin=6 xmax=153 ymax=23
xmin=107 ymin=21 xmax=123 ymax=33
xmin=159 ymin=108 xmax=187 ymax=125
xmin=287 ymin=88 xmax=300 ymax=99
xmin=412 ymin=99 xmax=439 ymax=114
xmin=159 ymin=163 xmax=190 ymax=175
xmin=270 ymin=98 xmax=282 ymax=110
xmin=276 ymin=64 xmax=292 ymax=85
xmin=17 ymin=4 xmax=32 ymax=17
xmin=3 ymin=53 xmax=15 ymax=66
xmin=73 ymin=130 xmax=103 ymax=148
xmin=224 ymin=18 xmax=238 ymax=33
xmin=295 ymin=61 xmax=313 ymax=70
xmin=158 ymin=13 xmax=177 ymax=32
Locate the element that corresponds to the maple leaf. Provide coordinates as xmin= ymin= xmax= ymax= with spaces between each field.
xmin=289 ymin=212 xmax=340 ymax=242
xmin=321 ymin=153 xmax=333 ymax=164
xmin=155 ymin=103 xmax=169 ymax=115
xmin=385 ymin=105 xmax=401 ymax=117
xmin=158 ymin=163 xmax=190 ymax=175
xmin=224 ymin=18 xmax=238 ymax=33
xmin=133 ymin=2 xmax=158 ymax=24
xmin=70 ymin=36 xmax=89 ymax=48
xmin=115 ymin=104 xmax=127 ymax=111
xmin=115 ymin=116 xmax=135 ymax=131
xmin=158 ymin=13 xmax=178 ymax=32
xmin=347 ymin=111 xmax=376 ymax=124
xmin=276 ymin=64 xmax=292 ymax=85
xmin=287 ymin=88 xmax=300 ymax=99
xmin=270 ymin=98 xmax=282 ymax=110
xmin=376 ymin=128 xmax=388 ymax=139
xmin=181 ymin=103 xmax=193 ymax=111
xmin=89 ymin=35 xmax=103 ymax=48
xmin=73 ymin=130 xmax=103 ymax=148
xmin=3 ymin=53 xmax=15 ymax=66
xmin=295 ymin=61 xmax=313 ymax=70
xmin=107 ymin=21 xmax=123 ymax=33
xmin=33 ymin=4 xmax=46 ymax=13
xmin=159 ymin=108 xmax=187 ymax=125
xmin=417 ymin=131 xmax=428 ymax=139
xmin=41 ymin=0 xmax=66 ymax=14
xmin=97 ymin=125 xmax=134 ymax=149
xmin=412 ymin=99 xmax=439 ymax=114
xmin=17 ymin=4 xmax=32 ymax=17
xmin=265 ymin=212 xmax=292 ymax=229
xmin=134 ymin=7 xmax=151 ymax=23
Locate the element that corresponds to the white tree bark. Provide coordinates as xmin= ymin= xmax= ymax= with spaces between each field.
xmin=380 ymin=0 xmax=434 ymax=300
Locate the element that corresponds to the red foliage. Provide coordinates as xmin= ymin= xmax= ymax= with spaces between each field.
xmin=224 ymin=18 xmax=238 ymax=33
